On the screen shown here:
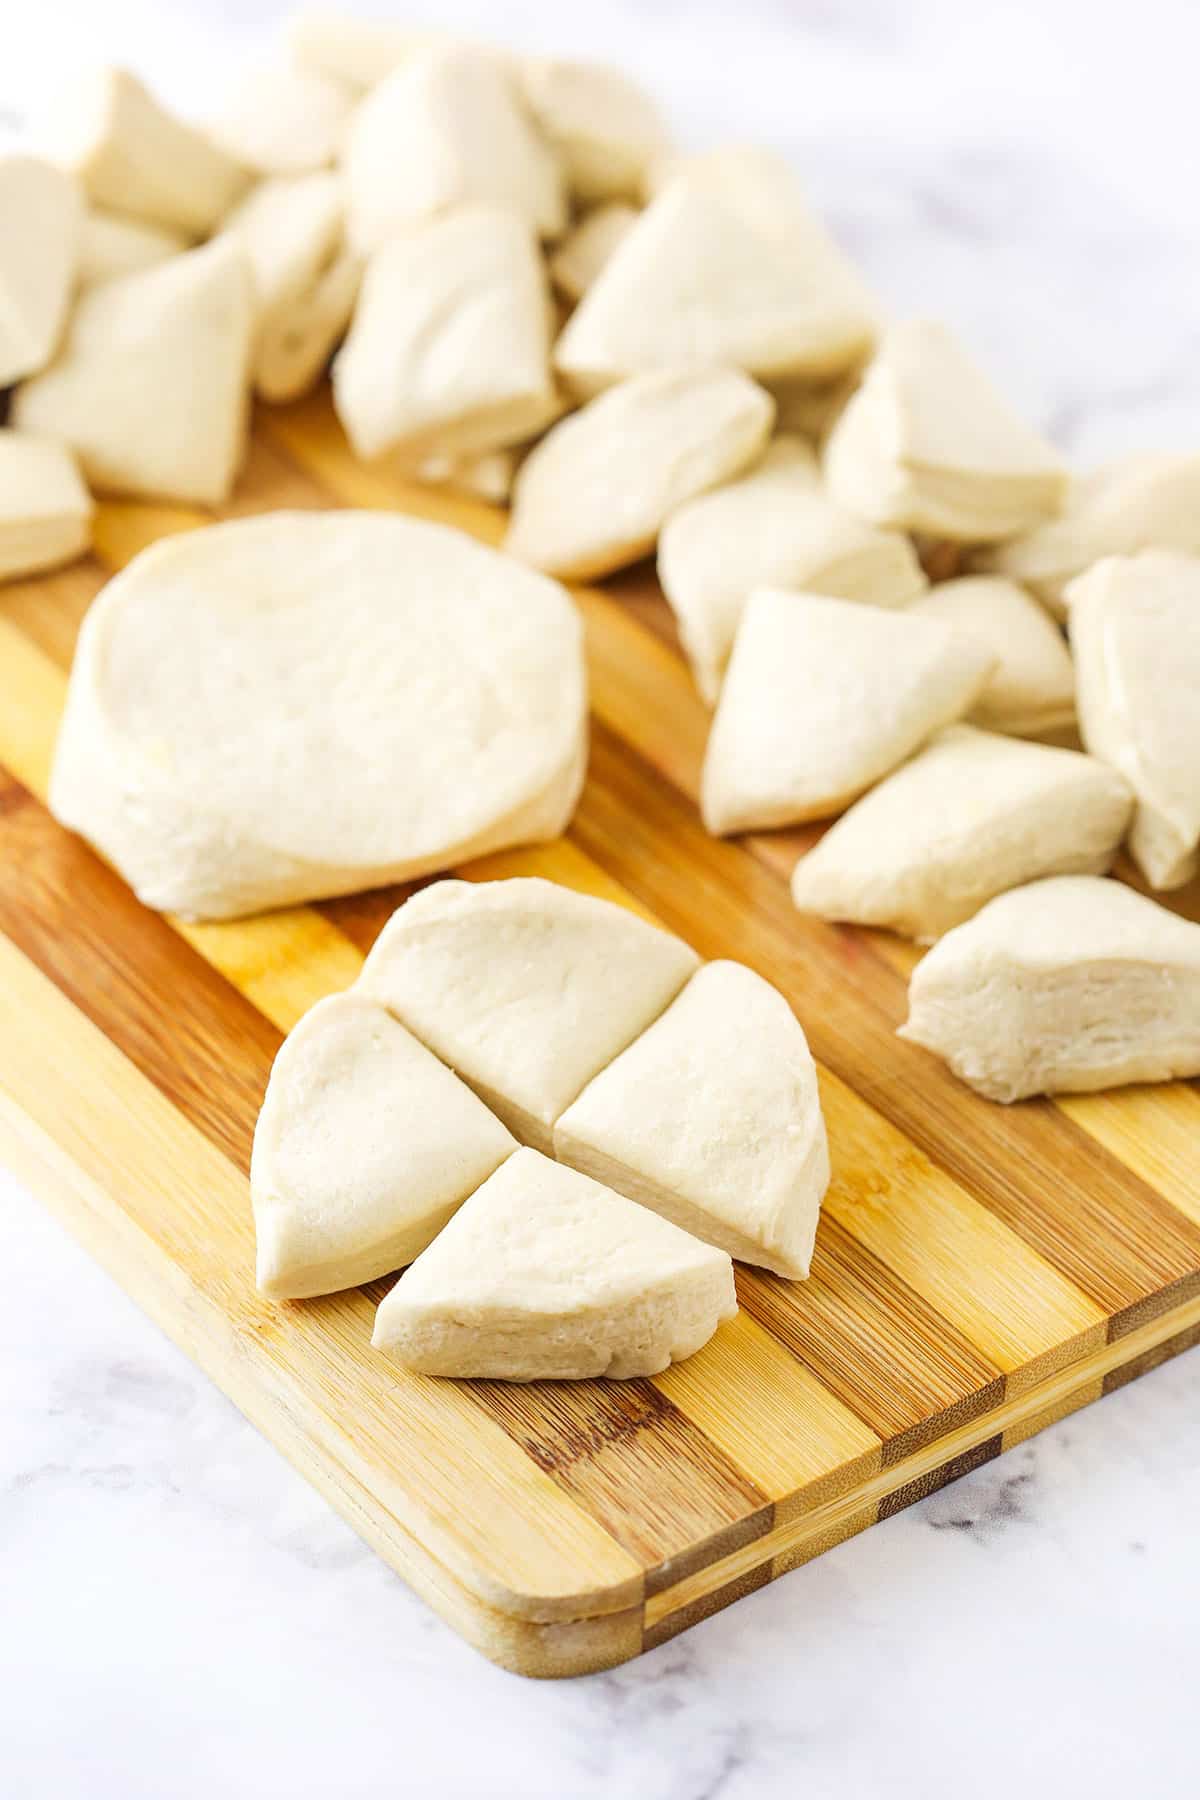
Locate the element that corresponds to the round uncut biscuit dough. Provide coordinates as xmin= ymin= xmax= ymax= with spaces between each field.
xmin=51 ymin=511 xmax=587 ymax=918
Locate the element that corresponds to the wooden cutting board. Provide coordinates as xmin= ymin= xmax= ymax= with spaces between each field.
xmin=2 ymin=389 xmax=1199 ymax=1678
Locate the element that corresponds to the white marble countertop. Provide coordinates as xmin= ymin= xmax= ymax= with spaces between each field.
xmin=3 ymin=4 xmax=1199 ymax=1795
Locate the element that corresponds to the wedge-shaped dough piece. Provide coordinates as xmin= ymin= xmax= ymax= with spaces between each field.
xmin=555 ymin=155 xmax=877 ymax=395
xmin=344 ymin=45 xmax=565 ymax=254
xmin=1068 ymin=551 xmax=1200 ymax=890
xmin=254 ymin=244 xmax=361 ymax=403
xmin=286 ymin=9 xmax=437 ymax=89
xmin=373 ymin=1148 xmax=736 ymax=1381
xmin=48 ymin=67 xmax=246 ymax=235
xmin=519 ymin=59 xmax=668 ymax=204
xmin=908 ymin=575 xmax=1075 ymax=738
xmin=219 ymin=171 xmax=347 ymax=400
xmin=333 ymin=207 xmax=558 ymax=461
xmin=0 ymin=156 xmax=82 ymax=384
xmin=976 ymin=452 xmax=1200 ymax=618
xmin=555 ymin=960 xmax=828 ymax=1278
xmin=252 ymin=992 xmax=516 ymax=1299
xmin=211 ymin=61 xmax=355 ymax=174
xmin=899 ymin=876 xmax=1200 ymax=1101
xmin=702 ymin=590 xmax=994 ymax=834
xmin=50 ymin=513 xmax=586 ymax=918
xmin=506 ymin=365 xmax=773 ymax=580
xmin=549 ymin=201 xmax=638 ymax=303
xmin=824 ymin=320 xmax=1066 ymax=542
xmin=791 ymin=724 xmax=1133 ymax=940
xmin=658 ymin=437 xmax=928 ymax=701
xmin=77 ymin=209 xmax=187 ymax=288
xmin=13 ymin=237 xmax=253 ymax=507
xmin=0 ymin=431 xmax=93 ymax=582
xmin=359 ymin=877 xmax=699 ymax=1154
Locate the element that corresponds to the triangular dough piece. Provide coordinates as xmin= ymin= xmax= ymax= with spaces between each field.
xmin=359 ymin=876 xmax=700 ymax=1154
xmin=13 ymin=237 xmax=253 ymax=507
xmin=519 ymin=59 xmax=669 ymax=204
xmin=47 ymin=66 xmax=247 ymax=235
xmin=343 ymin=45 xmax=565 ymax=254
xmin=554 ymin=156 xmax=877 ymax=395
xmin=907 ymin=575 xmax=1075 ymax=738
xmin=791 ymin=724 xmax=1133 ymax=940
xmin=252 ymin=992 xmax=515 ymax=1298
xmin=372 ymin=1147 xmax=736 ymax=1381
xmin=211 ymin=61 xmax=355 ymax=174
xmin=1068 ymin=551 xmax=1200 ymax=890
xmin=549 ymin=202 xmax=639 ymax=304
xmin=333 ymin=207 xmax=559 ymax=460
xmin=0 ymin=155 xmax=82 ymax=384
xmin=0 ymin=431 xmax=93 ymax=582
xmin=976 ymin=453 xmax=1200 ymax=618
xmin=702 ymin=589 xmax=995 ymax=833
xmin=900 ymin=875 xmax=1200 ymax=1101
xmin=254 ymin=244 xmax=361 ymax=403
xmin=77 ymin=209 xmax=186 ymax=289
xmin=505 ymin=365 xmax=774 ymax=580
xmin=658 ymin=437 xmax=928 ymax=701
xmin=824 ymin=319 xmax=1066 ymax=541
xmin=555 ymin=960 xmax=830 ymax=1278
xmin=50 ymin=513 xmax=586 ymax=918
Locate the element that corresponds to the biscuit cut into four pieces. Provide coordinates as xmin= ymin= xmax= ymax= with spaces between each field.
xmin=0 ymin=431 xmax=93 ymax=582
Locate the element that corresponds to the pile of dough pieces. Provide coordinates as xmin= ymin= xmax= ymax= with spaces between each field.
xmin=252 ymin=876 xmax=831 ymax=1381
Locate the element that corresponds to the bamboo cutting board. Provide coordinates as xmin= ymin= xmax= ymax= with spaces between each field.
xmin=2 ymin=389 xmax=1199 ymax=1678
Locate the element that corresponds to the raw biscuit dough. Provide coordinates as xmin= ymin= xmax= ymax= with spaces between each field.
xmin=13 ymin=237 xmax=253 ymax=507
xmin=907 ymin=575 xmax=1075 ymax=738
xmin=555 ymin=960 xmax=829 ymax=1278
xmin=519 ymin=58 xmax=669 ymax=204
xmin=77 ymin=209 xmax=187 ymax=288
xmin=333 ymin=206 xmax=558 ymax=460
xmin=372 ymin=1147 xmax=736 ymax=1381
xmin=252 ymin=991 xmax=516 ymax=1298
xmin=211 ymin=61 xmax=355 ymax=174
xmin=701 ymin=589 xmax=995 ymax=833
xmin=0 ymin=431 xmax=93 ymax=582
xmin=899 ymin=876 xmax=1200 ymax=1101
xmin=554 ymin=152 xmax=878 ymax=396
xmin=976 ymin=452 xmax=1200 ymax=618
xmin=50 ymin=512 xmax=587 ymax=918
xmin=505 ymin=364 xmax=774 ymax=580
xmin=791 ymin=724 xmax=1134 ymax=940
xmin=358 ymin=876 xmax=699 ymax=1153
xmin=254 ymin=244 xmax=361 ymax=403
xmin=286 ymin=9 xmax=437 ymax=89
xmin=0 ymin=155 xmax=82 ymax=384
xmin=48 ymin=66 xmax=247 ymax=235
xmin=343 ymin=45 xmax=565 ymax=254
xmin=1068 ymin=550 xmax=1200 ymax=889
xmin=218 ymin=171 xmax=347 ymax=398
xmin=823 ymin=319 xmax=1067 ymax=541
xmin=549 ymin=201 xmax=638 ymax=304
xmin=658 ymin=437 xmax=928 ymax=701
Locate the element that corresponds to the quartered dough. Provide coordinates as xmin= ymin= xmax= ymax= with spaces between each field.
xmin=519 ymin=58 xmax=669 ymax=204
xmin=254 ymin=244 xmax=361 ymax=403
xmin=48 ymin=66 xmax=247 ymax=236
xmin=658 ymin=436 xmax=928 ymax=702
xmin=823 ymin=319 xmax=1066 ymax=542
xmin=907 ymin=575 xmax=1075 ymax=738
xmin=555 ymin=960 xmax=830 ymax=1278
xmin=252 ymin=992 xmax=516 ymax=1298
xmin=900 ymin=876 xmax=1200 ymax=1101
xmin=13 ymin=237 xmax=254 ymax=507
xmin=286 ymin=9 xmax=435 ymax=89
xmin=976 ymin=452 xmax=1200 ymax=618
xmin=77 ymin=209 xmax=187 ymax=288
xmin=211 ymin=61 xmax=355 ymax=174
xmin=343 ymin=45 xmax=565 ymax=254
xmin=549 ymin=201 xmax=639 ymax=304
xmin=701 ymin=589 xmax=994 ymax=833
xmin=791 ymin=724 xmax=1133 ymax=940
xmin=50 ymin=512 xmax=587 ymax=918
xmin=1068 ymin=551 xmax=1200 ymax=890
xmin=505 ymin=364 xmax=774 ymax=579
xmin=219 ymin=171 xmax=345 ymax=397
xmin=372 ymin=1147 xmax=736 ymax=1381
xmin=0 ymin=431 xmax=93 ymax=583
xmin=359 ymin=876 xmax=699 ymax=1153
xmin=0 ymin=155 xmax=82 ymax=384
xmin=333 ymin=206 xmax=558 ymax=460
xmin=554 ymin=149 xmax=877 ymax=396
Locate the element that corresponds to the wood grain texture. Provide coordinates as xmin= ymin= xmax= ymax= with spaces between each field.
xmin=0 ymin=387 xmax=1197 ymax=1676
